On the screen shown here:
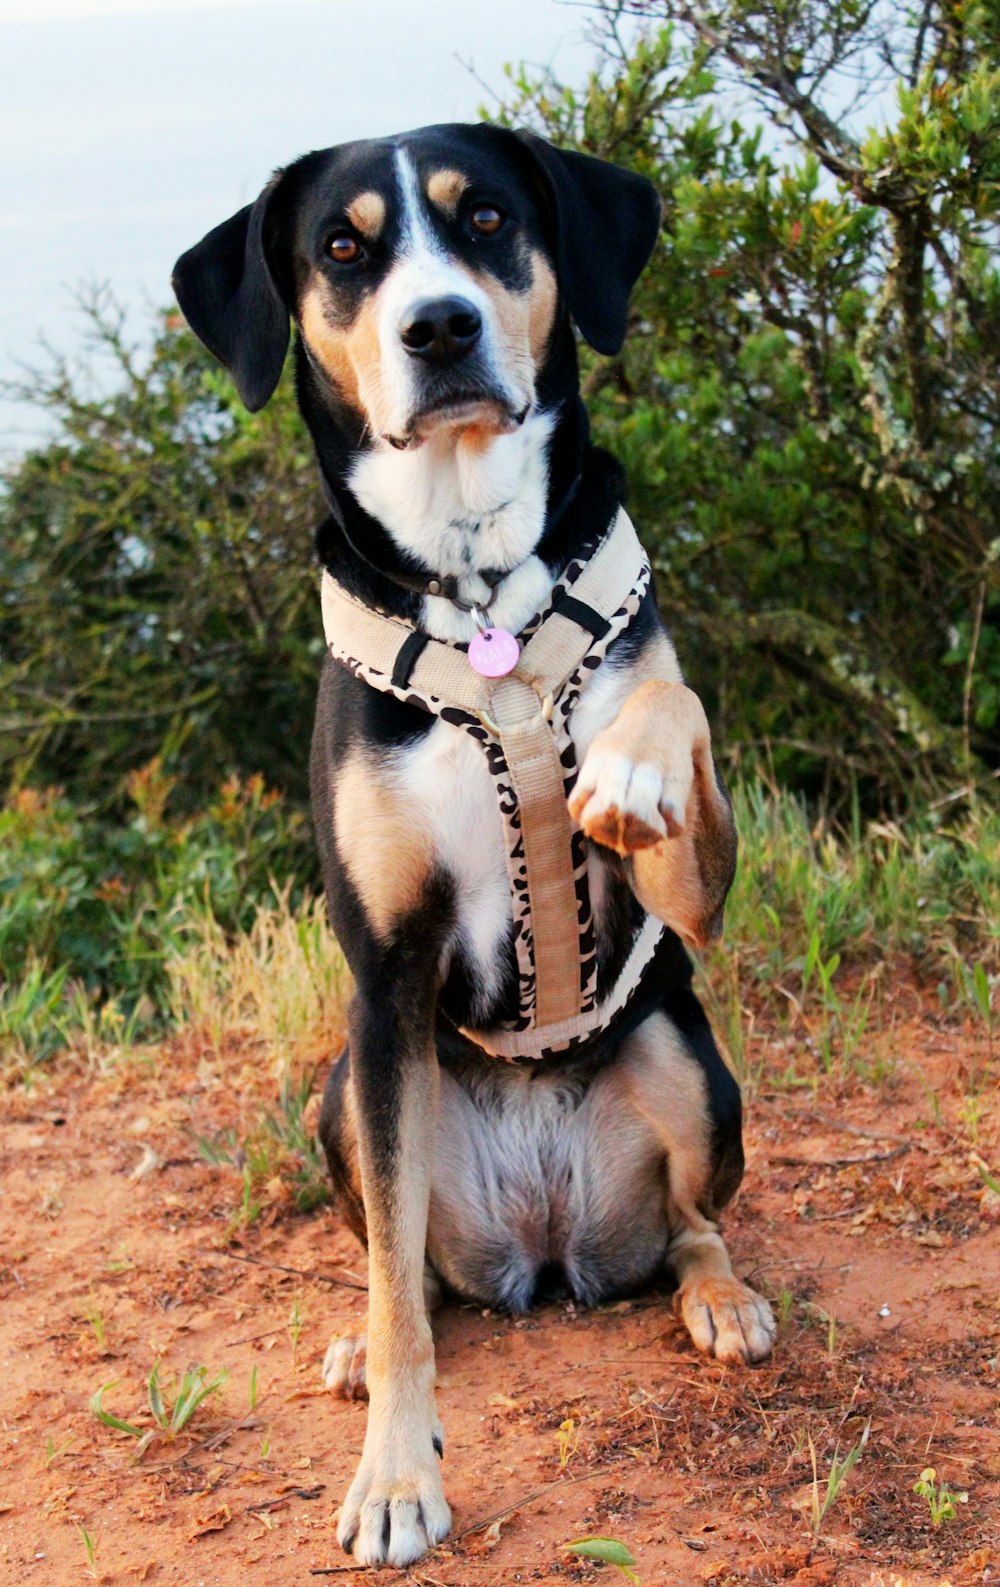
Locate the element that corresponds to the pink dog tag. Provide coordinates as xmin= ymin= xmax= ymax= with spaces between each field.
xmin=468 ymin=626 xmax=520 ymax=678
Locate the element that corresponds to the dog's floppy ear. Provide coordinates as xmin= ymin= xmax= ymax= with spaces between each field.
xmin=515 ymin=132 xmax=662 ymax=356
xmin=172 ymin=176 xmax=289 ymax=412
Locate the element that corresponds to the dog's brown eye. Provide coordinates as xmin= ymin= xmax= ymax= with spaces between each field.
xmin=328 ymin=231 xmax=361 ymax=264
xmin=470 ymin=205 xmax=504 ymax=236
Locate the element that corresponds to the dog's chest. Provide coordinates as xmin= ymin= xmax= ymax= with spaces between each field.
xmin=349 ymin=413 xmax=557 ymax=642
xmin=388 ymin=648 xmax=643 ymax=1020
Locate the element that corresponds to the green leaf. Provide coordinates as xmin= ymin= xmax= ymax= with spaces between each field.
xmin=169 ymin=1367 xmax=227 ymax=1433
xmin=89 ymin=1382 xmax=144 ymax=1438
xmin=563 ymin=1536 xmax=640 ymax=1580
xmin=972 ymin=962 xmax=992 ymax=1024
xmin=147 ymin=1361 xmax=166 ymax=1427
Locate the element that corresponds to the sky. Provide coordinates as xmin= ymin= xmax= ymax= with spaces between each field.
xmin=0 ymin=0 xmax=596 ymax=455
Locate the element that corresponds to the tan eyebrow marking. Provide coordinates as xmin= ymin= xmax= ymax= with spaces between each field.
xmin=346 ymin=190 xmax=386 ymax=239
xmin=426 ymin=168 xmax=469 ymax=217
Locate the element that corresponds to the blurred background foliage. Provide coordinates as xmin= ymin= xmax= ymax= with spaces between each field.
xmin=496 ymin=0 xmax=1000 ymax=808
xmin=1 ymin=0 xmax=999 ymax=1037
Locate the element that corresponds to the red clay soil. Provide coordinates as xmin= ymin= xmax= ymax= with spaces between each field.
xmin=1 ymin=1009 xmax=997 ymax=1587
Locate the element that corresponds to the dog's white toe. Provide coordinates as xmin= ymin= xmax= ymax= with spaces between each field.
xmin=678 ymin=1276 xmax=776 ymax=1364
xmin=569 ymin=748 xmax=692 ymax=856
xmin=337 ymin=1444 xmax=450 ymax=1567
xmin=322 ymin=1333 xmax=368 ymax=1399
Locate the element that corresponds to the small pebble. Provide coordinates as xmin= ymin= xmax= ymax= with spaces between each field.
xmin=878 ymin=1304 xmax=891 ymax=1318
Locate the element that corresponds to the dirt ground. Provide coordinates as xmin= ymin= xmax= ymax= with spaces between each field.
xmin=1 ymin=1003 xmax=998 ymax=1587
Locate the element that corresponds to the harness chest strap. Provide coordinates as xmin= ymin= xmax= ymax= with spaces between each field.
xmin=321 ymin=508 xmax=651 ymax=1032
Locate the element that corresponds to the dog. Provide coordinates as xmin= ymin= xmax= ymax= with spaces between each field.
xmin=173 ymin=121 xmax=776 ymax=1569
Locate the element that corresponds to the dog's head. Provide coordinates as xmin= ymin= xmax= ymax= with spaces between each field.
xmin=173 ymin=124 xmax=661 ymax=449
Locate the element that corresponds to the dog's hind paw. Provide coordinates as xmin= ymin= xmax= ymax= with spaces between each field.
xmin=322 ymin=1333 xmax=368 ymax=1399
xmin=677 ymin=1276 xmax=776 ymax=1364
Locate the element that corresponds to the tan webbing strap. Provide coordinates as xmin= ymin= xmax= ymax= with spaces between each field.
xmin=488 ymin=675 xmax=581 ymax=1025
xmin=320 ymin=578 xmax=494 ymax=716
xmin=514 ymin=512 xmax=647 ymax=699
xmin=320 ymin=507 xmax=651 ymax=1031
xmin=463 ymin=911 xmax=664 ymax=1058
xmin=320 ymin=508 xmax=648 ymax=719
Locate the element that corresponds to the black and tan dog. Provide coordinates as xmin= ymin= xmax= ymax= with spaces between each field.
xmin=173 ymin=122 xmax=775 ymax=1569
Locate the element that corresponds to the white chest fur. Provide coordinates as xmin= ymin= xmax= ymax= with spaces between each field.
xmin=348 ymin=410 xmax=556 ymax=643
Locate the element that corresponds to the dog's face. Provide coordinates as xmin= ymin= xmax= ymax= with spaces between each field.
xmin=284 ymin=130 xmax=559 ymax=447
xmin=173 ymin=124 xmax=662 ymax=438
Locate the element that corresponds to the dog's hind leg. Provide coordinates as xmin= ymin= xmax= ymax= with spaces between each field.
xmin=621 ymin=1004 xmax=776 ymax=1364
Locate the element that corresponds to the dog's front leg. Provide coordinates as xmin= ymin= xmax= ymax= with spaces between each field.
xmin=569 ymin=679 xmax=737 ymax=947
xmin=336 ymin=983 xmax=450 ymax=1568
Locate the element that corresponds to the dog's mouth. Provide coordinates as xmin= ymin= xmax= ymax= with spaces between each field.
xmin=386 ymin=392 xmax=530 ymax=450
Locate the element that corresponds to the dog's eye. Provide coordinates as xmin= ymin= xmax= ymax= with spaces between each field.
xmin=470 ymin=205 xmax=504 ymax=236
xmin=328 ymin=231 xmax=362 ymax=264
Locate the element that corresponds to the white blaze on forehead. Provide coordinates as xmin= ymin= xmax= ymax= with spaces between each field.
xmin=366 ymin=149 xmax=524 ymax=439
xmin=346 ymin=148 xmax=553 ymax=635
xmin=394 ymin=146 xmax=446 ymax=259
xmin=385 ymin=147 xmax=481 ymax=315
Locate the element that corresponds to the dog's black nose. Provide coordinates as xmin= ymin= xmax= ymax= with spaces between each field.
xmin=399 ymin=296 xmax=482 ymax=364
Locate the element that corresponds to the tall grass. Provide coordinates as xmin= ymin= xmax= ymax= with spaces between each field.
xmin=165 ymin=888 xmax=350 ymax=1071
xmin=2 ymin=778 xmax=996 ymax=1083
xmin=699 ymin=784 xmax=999 ymax=1084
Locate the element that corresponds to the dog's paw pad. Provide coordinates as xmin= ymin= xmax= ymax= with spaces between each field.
xmin=322 ymin=1333 xmax=368 ymax=1399
xmin=678 ymin=1277 xmax=776 ymax=1364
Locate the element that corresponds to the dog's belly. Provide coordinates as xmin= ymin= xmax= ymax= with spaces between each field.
xmin=426 ymin=1058 xmax=669 ymax=1311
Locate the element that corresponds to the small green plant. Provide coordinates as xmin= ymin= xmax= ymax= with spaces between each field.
xmin=775 ymin=1285 xmax=795 ymax=1334
xmin=287 ymin=1294 xmax=304 ymax=1358
xmin=562 ymin=1537 xmax=639 ymax=1583
xmin=83 ymin=1292 xmax=107 ymax=1352
xmin=959 ymin=1089 xmax=988 ymax=1144
xmin=913 ymin=1466 xmax=968 ymax=1527
xmin=960 ymin=960 xmax=994 ymax=1052
xmin=976 ymin=1161 xmax=1000 ymax=1194
xmin=803 ymin=1303 xmax=840 ymax=1357
xmin=260 ymin=1424 xmax=272 ymax=1459
xmin=90 ymin=1362 xmax=228 ymax=1456
xmin=806 ymin=1419 xmax=870 ymax=1539
xmin=239 ymin=1162 xmax=263 ymax=1228
xmin=44 ymin=1433 xmax=74 ymax=1468
xmin=196 ymin=1065 xmax=331 ymax=1224
xmin=0 ymin=958 xmax=69 ymax=1069
xmin=249 ymin=1364 xmax=259 ymax=1412
xmin=80 ymin=1524 xmax=99 ymax=1580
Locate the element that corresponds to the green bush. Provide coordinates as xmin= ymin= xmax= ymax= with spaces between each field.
xmin=0 ymin=297 xmax=323 ymax=812
xmin=0 ymin=766 xmax=312 ymax=1058
xmin=494 ymin=0 xmax=1000 ymax=808
xmin=2 ymin=2 xmax=999 ymax=820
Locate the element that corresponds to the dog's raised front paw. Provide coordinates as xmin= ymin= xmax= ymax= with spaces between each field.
xmin=677 ymin=1276 xmax=776 ymax=1364
xmin=322 ymin=1333 xmax=368 ymax=1400
xmin=569 ymin=747 xmax=692 ymax=857
xmin=337 ymin=1430 xmax=451 ymax=1567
